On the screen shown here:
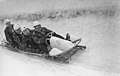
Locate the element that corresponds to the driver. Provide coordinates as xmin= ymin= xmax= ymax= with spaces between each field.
xmin=32 ymin=22 xmax=50 ymax=55
xmin=12 ymin=24 xmax=23 ymax=49
xmin=32 ymin=21 xmax=71 ymax=41
xmin=31 ymin=21 xmax=71 ymax=55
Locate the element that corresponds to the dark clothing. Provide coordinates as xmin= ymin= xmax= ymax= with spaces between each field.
xmin=52 ymin=33 xmax=65 ymax=39
xmin=32 ymin=33 xmax=49 ymax=54
xmin=32 ymin=27 xmax=51 ymax=54
xmin=32 ymin=27 xmax=52 ymax=44
xmin=4 ymin=24 xmax=18 ymax=47
xmin=33 ymin=26 xmax=65 ymax=43
xmin=38 ymin=43 xmax=49 ymax=54
xmin=41 ymin=27 xmax=65 ymax=39
xmin=40 ymin=27 xmax=52 ymax=35
xmin=22 ymin=30 xmax=44 ymax=54
xmin=22 ymin=33 xmax=37 ymax=49
xmin=34 ymin=27 xmax=52 ymax=37
xmin=32 ymin=26 xmax=66 ymax=54
xmin=13 ymin=32 xmax=23 ymax=49
xmin=40 ymin=27 xmax=65 ymax=39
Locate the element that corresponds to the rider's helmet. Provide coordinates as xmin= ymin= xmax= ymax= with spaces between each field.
xmin=4 ymin=19 xmax=11 ymax=25
xmin=33 ymin=21 xmax=41 ymax=28
xmin=22 ymin=27 xmax=30 ymax=35
xmin=14 ymin=24 xmax=21 ymax=34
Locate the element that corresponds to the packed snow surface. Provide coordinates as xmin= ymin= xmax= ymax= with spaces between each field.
xmin=0 ymin=16 xmax=120 ymax=76
xmin=0 ymin=0 xmax=120 ymax=76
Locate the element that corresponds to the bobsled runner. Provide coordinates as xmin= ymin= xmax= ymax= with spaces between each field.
xmin=0 ymin=37 xmax=86 ymax=64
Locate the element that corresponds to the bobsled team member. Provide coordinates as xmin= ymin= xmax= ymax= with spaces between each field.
xmin=12 ymin=24 xmax=23 ymax=49
xmin=21 ymin=27 xmax=44 ymax=54
xmin=31 ymin=26 xmax=50 ymax=55
xmin=4 ymin=19 xmax=17 ymax=47
xmin=32 ymin=21 xmax=71 ymax=41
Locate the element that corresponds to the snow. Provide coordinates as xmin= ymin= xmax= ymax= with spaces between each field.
xmin=0 ymin=0 xmax=120 ymax=76
xmin=0 ymin=0 xmax=118 ymax=15
xmin=0 ymin=46 xmax=105 ymax=76
xmin=0 ymin=16 xmax=120 ymax=76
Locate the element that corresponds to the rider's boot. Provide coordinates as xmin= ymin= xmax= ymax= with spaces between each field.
xmin=66 ymin=33 xmax=71 ymax=41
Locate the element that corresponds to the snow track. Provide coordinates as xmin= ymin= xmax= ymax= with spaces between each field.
xmin=0 ymin=0 xmax=120 ymax=76
xmin=0 ymin=16 xmax=120 ymax=76
xmin=0 ymin=46 xmax=107 ymax=76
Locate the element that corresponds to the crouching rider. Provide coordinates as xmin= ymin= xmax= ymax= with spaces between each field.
xmin=4 ymin=19 xmax=18 ymax=48
xmin=21 ymin=27 xmax=46 ymax=54
xmin=32 ymin=23 xmax=50 ymax=55
xmin=12 ymin=24 xmax=23 ymax=49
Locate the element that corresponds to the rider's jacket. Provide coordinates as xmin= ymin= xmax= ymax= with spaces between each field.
xmin=32 ymin=27 xmax=52 ymax=44
xmin=4 ymin=23 xmax=16 ymax=45
xmin=13 ymin=32 xmax=23 ymax=49
xmin=22 ymin=32 xmax=38 ymax=49
xmin=22 ymin=30 xmax=47 ymax=54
